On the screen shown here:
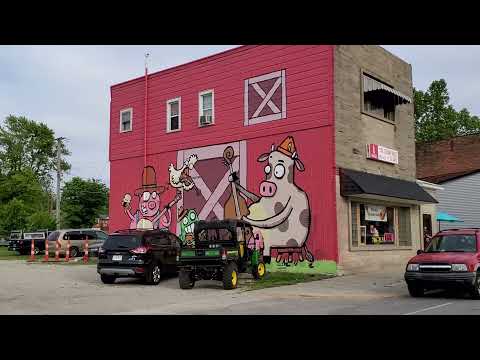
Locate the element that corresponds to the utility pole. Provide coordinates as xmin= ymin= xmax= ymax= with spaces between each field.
xmin=55 ymin=137 xmax=65 ymax=230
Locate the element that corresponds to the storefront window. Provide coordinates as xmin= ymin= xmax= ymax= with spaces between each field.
xmin=360 ymin=204 xmax=395 ymax=245
xmin=350 ymin=202 xmax=412 ymax=249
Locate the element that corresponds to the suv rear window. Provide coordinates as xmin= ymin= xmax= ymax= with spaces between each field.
xmin=103 ymin=235 xmax=142 ymax=250
xmin=426 ymin=234 xmax=477 ymax=253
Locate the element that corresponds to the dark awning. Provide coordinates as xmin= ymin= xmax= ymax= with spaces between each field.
xmin=363 ymin=74 xmax=412 ymax=104
xmin=340 ymin=168 xmax=438 ymax=204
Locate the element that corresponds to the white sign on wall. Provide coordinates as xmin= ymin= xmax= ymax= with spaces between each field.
xmin=365 ymin=205 xmax=388 ymax=222
xmin=366 ymin=144 xmax=399 ymax=165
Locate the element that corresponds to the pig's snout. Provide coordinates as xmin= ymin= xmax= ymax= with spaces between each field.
xmin=148 ymin=201 xmax=157 ymax=210
xmin=260 ymin=181 xmax=277 ymax=197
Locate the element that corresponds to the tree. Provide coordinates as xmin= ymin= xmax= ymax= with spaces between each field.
xmin=61 ymin=177 xmax=109 ymax=228
xmin=414 ymin=79 xmax=480 ymax=143
xmin=0 ymin=115 xmax=71 ymax=189
xmin=26 ymin=211 xmax=57 ymax=231
xmin=0 ymin=170 xmax=50 ymax=232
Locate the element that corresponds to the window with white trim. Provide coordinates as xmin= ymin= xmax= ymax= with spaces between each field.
xmin=199 ymin=90 xmax=214 ymax=126
xmin=350 ymin=202 xmax=412 ymax=249
xmin=167 ymin=98 xmax=181 ymax=132
xmin=120 ymin=108 xmax=132 ymax=133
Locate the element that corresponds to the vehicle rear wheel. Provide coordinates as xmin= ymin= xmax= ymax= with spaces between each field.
xmin=408 ymin=284 xmax=424 ymax=297
xmin=100 ymin=274 xmax=116 ymax=284
xmin=469 ymin=274 xmax=480 ymax=299
xmin=145 ymin=263 xmax=161 ymax=285
xmin=252 ymin=262 xmax=266 ymax=280
xmin=179 ymin=270 xmax=195 ymax=289
xmin=70 ymin=247 xmax=79 ymax=258
xmin=222 ymin=263 xmax=239 ymax=290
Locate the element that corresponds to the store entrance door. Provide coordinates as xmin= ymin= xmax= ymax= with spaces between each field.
xmin=422 ymin=214 xmax=433 ymax=249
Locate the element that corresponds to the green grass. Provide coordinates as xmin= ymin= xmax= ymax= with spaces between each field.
xmin=244 ymin=272 xmax=335 ymax=291
xmin=0 ymin=247 xmax=97 ymax=264
xmin=267 ymin=260 xmax=337 ymax=274
xmin=0 ymin=247 xmax=31 ymax=260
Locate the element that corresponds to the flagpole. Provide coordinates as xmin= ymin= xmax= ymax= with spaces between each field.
xmin=144 ymin=52 xmax=150 ymax=168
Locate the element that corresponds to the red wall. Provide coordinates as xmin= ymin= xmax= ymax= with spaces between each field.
xmin=109 ymin=45 xmax=337 ymax=262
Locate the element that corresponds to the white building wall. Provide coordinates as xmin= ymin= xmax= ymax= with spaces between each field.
xmin=437 ymin=172 xmax=480 ymax=230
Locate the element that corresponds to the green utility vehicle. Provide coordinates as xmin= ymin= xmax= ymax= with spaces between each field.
xmin=177 ymin=219 xmax=266 ymax=290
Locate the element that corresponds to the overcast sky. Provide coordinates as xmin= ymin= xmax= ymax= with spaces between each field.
xmin=1 ymin=45 xmax=478 ymax=187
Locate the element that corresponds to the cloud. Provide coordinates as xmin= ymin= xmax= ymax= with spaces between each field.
xmin=1 ymin=45 xmax=478 ymax=188
xmin=0 ymin=45 xmax=237 ymax=187
xmin=384 ymin=45 xmax=480 ymax=114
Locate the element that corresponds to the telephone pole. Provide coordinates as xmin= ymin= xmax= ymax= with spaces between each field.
xmin=55 ymin=137 xmax=65 ymax=230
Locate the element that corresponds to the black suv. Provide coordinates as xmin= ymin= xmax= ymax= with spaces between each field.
xmin=97 ymin=229 xmax=181 ymax=285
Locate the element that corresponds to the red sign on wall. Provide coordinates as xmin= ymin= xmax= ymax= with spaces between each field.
xmin=366 ymin=144 xmax=398 ymax=165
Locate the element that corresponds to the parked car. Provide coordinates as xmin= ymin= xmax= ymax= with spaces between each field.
xmin=0 ymin=238 xmax=9 ymax=247
xmin=97 ymin=229 xmax=181 ymax=285
xmin=405 ymin=228 xmax=480 ymax=298
xmin=177 ymin=219 xmax=266 ymax=290
xmin=8 ymin=231 xmax=47 ymax=255
xmin=88 ymin=242 xmax=103 ymax=257
xmin=47 ymin=229 xmax=108 ymax=258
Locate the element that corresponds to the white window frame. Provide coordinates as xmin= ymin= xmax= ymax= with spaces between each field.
xmin=119 ymin=108 xmax=133 ymax=133
xmin=166 ymin=97 xmax=181 ymax=133
xmin=198 ymin=89 xmax=215 ymax=126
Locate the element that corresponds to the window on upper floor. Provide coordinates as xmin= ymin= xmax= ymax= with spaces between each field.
xmin=362 ymin=73 xmax=412 ymax=123
xmin=120 ymin=108 xmax=133 ymax=133
xmin=199 ymin=90 xmax=214 ymax=126
xmin=167 ymin=98 xmax=181 ymax=133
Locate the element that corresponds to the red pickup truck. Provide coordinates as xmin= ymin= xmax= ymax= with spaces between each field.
xmin=405 ymin=228 xmax=480 ymax=299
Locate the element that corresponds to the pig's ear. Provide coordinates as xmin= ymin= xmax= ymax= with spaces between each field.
xmin=294 ymin=158 xmax=305 ymax=172
xmin=257 ymin=153 xmax=270 ymax=162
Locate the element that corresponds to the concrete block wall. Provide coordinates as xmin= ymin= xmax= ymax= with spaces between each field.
xmin=334 ymin=45 xmax=416 ymax=181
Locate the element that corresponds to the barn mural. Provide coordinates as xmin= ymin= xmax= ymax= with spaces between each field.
xmin=120 ymin=135 xmax=315 ymax=267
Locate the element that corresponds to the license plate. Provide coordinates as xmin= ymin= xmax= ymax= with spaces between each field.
xmin=112 ymin=255 xmax=122 ymax=261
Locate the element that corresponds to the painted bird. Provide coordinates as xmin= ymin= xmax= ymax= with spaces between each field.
xmin=169 ymin=154 xmax=198 ymax=192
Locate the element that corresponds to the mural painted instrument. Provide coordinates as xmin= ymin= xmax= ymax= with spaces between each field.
xmin=223 ymin=146 xmax=249 ymax=220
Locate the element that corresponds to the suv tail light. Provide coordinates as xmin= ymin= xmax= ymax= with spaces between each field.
xmin=130 ymin=246 xmax=150 ymax=254
xmin=221 ymin=249 xmax=227 ymax=260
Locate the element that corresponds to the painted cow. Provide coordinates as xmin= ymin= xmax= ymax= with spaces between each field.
xmin=232 ymin=136 xmax=313 ymax=264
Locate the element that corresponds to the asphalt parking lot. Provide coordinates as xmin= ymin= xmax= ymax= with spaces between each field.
xmin=0 ymin=260 xmax=479 ymax=315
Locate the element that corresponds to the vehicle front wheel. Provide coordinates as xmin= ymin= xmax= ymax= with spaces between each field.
xmin=222 ymin=263 xmax=239 ymax=290
xmin=145 ymin=263 xmax=162 ymax=285
xmin=69 ymin=247 xmax=79 ymax=258
xmin=100 ymin=274 xmax=116 ymax=284
xmin=252 ymin=262 xmax=266 ymax=280
xmin=179 ymin=270 xmax=195 ymax=289
xmin=469 ymin=274 xmax=480 ymax=299
xmin=408 ymin=284 xmax=424 ymax=297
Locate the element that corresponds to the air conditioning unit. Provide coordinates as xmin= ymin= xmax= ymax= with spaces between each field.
xmin=200 ymin=115 xmax=213 ymax=126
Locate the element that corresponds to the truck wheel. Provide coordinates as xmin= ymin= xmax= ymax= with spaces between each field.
xmin=252 ymin=262 xmax=266 ymax=280
xmin=100 ymin=274 xmax=116 ymax=284
xmin=145 ymin=263 xmax=162 ymax=285
xmin=469 ymin=274 xmax=480 ymax=299
xmin=222 ymin=263 xmax=238 ymax=290
xmin=408 ymin=284 xmax=424 ymax=297
xmin=179 ymin=270 xmax=195 ymax=289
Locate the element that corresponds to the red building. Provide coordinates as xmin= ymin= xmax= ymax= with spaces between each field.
xmin=110 ymin=45 xmax=432 ymax=272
